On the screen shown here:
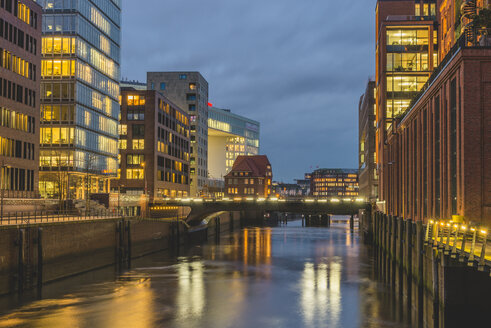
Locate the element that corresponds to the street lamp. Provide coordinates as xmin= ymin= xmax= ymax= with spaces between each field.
xmin=141 ymin=162 xmax=148 ymax=217
xmin=141 ymin=162 xmax=147 ymax=196
xmin=118 ymin=184 xmax=124 ymax=216
xmin=0 ymin=161 xmax=9 ymax=219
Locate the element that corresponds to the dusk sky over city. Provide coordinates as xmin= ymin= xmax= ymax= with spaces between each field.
xmin=121 ymin=0 xmax=376 ymax=181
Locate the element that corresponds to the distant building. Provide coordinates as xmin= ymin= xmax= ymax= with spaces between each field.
xmin=225 ymin=155 xmax=272 ymax=197
xmin=358 ymin=80 xmax=378 ymax=201
xmin=114 ymin=88 xmax=190 ymax=202
xmin=310 ymin=169 xmax=359 ymax=198
xmin=295 ymin=173 xmax=312 ymax=196
xmin=207 ymin=106 xmax=259 ymax=182
xmin=120 ymin=79 xmax=146 ymax=90
xmin=0 ymin=0 xmax=42 ymax=198
xmin=272 ymin=182 xmax=303 ymax=198
xmin=147 ymin=72 xmax=208 ymax=197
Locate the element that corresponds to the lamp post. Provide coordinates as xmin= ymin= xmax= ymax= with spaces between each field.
xmin=117 ymin=183 xmax=125 ymax=217
xmin=141 ymin=162 xmax=147 ymax=216
xmin=1 ymin=161 xmax=5 ymax=220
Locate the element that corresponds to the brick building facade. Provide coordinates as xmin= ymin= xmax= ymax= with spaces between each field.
xmin=377 ymin=0 xmax=491 ymax=225
xmin=0 ymin=0 xmax=41 ymax=198
xmin=114 ymin=88 xmax=191 ymax=201
xmin=225 ymin=155 xmax=272 ymax=197
xmin=384 ymin=45 xmax=491 ymax=225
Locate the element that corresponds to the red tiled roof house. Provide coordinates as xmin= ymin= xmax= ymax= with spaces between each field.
xmin=224 ymin=156 xmax=272 ymax=197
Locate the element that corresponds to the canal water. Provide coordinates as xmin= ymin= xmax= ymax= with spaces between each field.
xmin=0 ymin=220 xmax=412 ymax=328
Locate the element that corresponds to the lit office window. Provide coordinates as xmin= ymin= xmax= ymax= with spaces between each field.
xmin=132 ymin=139 xmax=145 ymax=149
xmin=126 ymin=169 xmax=144 ymax=180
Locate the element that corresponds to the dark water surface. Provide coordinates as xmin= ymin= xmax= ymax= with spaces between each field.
xmin=0 ymin=221 xmax=412 ymax=328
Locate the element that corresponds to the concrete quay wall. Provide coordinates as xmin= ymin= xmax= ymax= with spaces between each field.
xmin=0 ymin=212 xmax=241 ymax=296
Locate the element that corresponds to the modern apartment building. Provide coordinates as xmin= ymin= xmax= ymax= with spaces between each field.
xmin=147 ymin=72 xmax=208 ymax=197
xmin=225 ymin=155 xmax=272 ymax=197
xmin=0 ymin=0 xmax=41 ymax=198
xmin=376 ymin=0 xmax=439 ymax=202
xmin=380 ymin=1 xmax=491 ymax=225
xmin=208 ymin=106 xmax=260 ymax=182
xmin=310 ymin=169 xmax=359 ymax=198
xmin=37 ymin=0 xmax=121 ymax=200
xmin=114 ymin=88 xmax=190 ymax=201
xmin=358 ymin=80 xmax=378 ymax=202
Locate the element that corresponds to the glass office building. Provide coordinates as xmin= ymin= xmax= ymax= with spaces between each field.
xmin=36 ymin=0 xmax=121 ymax=199
xmin=208 ymin=106 xmax=259 ymax=182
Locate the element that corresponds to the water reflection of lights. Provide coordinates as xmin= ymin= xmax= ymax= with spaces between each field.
xmin=0 ymin=279 xmax=157 ymax=328
xmin=177 ymin=261 xmax=205 ymax=319
xmin=106 ymin=278 xmax=155 ymax=328
xmin=242 ymin=228 xmax=272 ymax=267
xmin=300 ymin=261 xmax=342 ymax=327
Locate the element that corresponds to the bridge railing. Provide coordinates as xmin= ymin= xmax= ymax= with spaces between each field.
xmin=157 ymin=196 xmax=368 ymax=204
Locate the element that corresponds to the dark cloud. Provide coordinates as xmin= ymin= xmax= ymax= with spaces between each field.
xmin=121 ymin=0 xmax=376 ymax=181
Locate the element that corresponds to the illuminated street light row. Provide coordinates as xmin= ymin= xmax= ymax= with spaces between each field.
xmin=428 ymin=220 xmax=488 ymax=236
xmin=161 ymin=197 xmax=367 ymax=204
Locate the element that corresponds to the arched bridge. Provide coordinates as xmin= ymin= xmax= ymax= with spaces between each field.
xmin=151 ymin=197 xmax=371 ymax=226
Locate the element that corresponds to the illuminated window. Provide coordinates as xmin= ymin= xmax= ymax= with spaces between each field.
xmin=17 ymin=2 xmax=31 ymax=25
xmin=387 ymin=53 xmax=429 ymax=71
xmin=386 ymin=28 xmax=429 ymax=46
xmin=127 ymin=95 xmax=145 ymax=106
xmin=126 ymin=154 xmax=144 ymax=165
xmin=415 ymin=4 xmax=420 ymax=16
xmin=118 ymin=124 xmax=127 ymax=135
xmin=118 ymin=139 xmax=127 ymax=149
xmin=126 ymin=169 xmax=144 ymax=180
xmin=189 ymin=83 xmax=196 ymax=90
xmin=387 ymin=75 xmax=428 ymax=93
xmin=132 ymin=139 xmax=145 ymax=150
xmin=41 ymin=59 xmax=75 ymax=77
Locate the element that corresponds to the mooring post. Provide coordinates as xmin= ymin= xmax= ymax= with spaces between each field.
xmin=18 ymin=229 xmax=25 ymax=293
xmin=37 ymin=228 xmax=43 ymax=288
xmin=126 ymin=220 xmax=131 ymax=266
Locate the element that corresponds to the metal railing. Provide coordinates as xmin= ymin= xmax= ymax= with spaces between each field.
xmin=424 ymin=220 xmax=490 ymax=270
xmin=0 ymin=209 xmax=127 ymax=226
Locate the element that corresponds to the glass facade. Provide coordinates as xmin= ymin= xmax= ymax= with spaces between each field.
xmin=385 ymin=26 xmax=437 ymax=125
xmin=37 ymin=0 xmax=121 ymax=199
xmin=208 ymin=107 xmax=260 ymax=178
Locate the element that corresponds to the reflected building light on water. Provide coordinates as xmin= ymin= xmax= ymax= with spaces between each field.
xmin=242 ymin=228 xmax=272 ymax=268
xmin=300 ymin=262 xmax=342 ymax=328
xmin=105 ymin=278 xmax=156 ymax=328
xmin=329 ymin=262 xmax=342 ymax=325
xmin=177 ymin=261 xmax=205 ymax=320
xmin=0 ymin=298 xmax=82 ymax=328
xmin=0 ymin=279 xmax=157 ymax=328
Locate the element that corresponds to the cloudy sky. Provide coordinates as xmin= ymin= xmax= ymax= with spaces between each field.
xmin=121 ymin=0 xmax=376 ymax=182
